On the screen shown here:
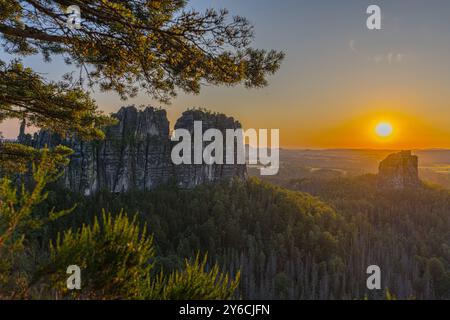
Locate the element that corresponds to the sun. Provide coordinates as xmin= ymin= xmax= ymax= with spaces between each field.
xmin=375 ymin=122 xmax=394 ymax=138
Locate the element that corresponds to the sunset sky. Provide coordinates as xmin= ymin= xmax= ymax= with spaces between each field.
xmin=2 ymin=0 xmax=450 ymax=149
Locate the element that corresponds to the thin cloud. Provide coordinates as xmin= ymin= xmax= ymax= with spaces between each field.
xmin=369 ymin=53 xmax=406 ymax=64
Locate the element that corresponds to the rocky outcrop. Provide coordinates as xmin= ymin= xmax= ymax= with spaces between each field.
xmin=20 ymin=106 xmax=247 ymax=194
xmin=378 ymin=151 xmax=420 ymax=190
xmin=173 ymin=109 xmax=246 ymax=188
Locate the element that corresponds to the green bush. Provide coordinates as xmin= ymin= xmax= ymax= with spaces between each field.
xmin=41 ymin=213 xmax=239 ymax=300
xmin=142 ymin=255 xmax=240 ymax=300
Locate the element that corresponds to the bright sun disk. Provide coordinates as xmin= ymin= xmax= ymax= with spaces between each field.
xmin=375 ymin=122 xmax=394 ymax=138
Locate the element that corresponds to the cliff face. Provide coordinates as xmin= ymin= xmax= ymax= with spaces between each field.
xmin=20 ymin=106 xmax=247 ymax=194
xmin=378 ymin=151 xmax=420 ymax=190
xmin=173 ymin=109 xmax=246 ymax=188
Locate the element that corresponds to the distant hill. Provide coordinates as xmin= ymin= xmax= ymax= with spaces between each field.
xmin=250 ymin=148 xmax=450 ymax=189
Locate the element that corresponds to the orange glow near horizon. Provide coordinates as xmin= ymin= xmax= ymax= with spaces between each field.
xmin=277 ymin=110 xmax=450 ymax=150
xmin=2 ymin=108 xmax=450 ymax=150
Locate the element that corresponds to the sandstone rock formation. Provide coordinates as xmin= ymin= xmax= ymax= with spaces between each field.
xmin=173 ymin=109 xmax=246 ymax=188
xmin=19 ymin=106 xmax=247 ymax=194
xmin=378 ymin=151 xmax=420 ymax=190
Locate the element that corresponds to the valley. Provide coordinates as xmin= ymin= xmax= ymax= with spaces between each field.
xmin=250 ymin=149 xmax=450 ymax=189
